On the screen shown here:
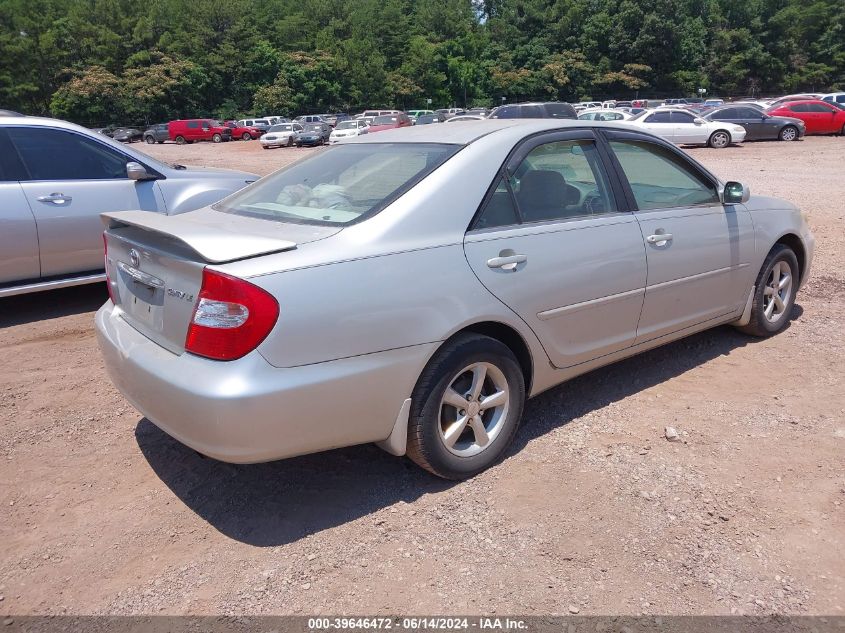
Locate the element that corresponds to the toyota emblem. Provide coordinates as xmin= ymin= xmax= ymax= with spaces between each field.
xmin=129 ymin=249 xmax=140 ymax=268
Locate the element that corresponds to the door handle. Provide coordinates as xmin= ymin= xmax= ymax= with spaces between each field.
xmin=646 ymin=232 xmax=673 ymax=245
xmin=36 ymin=193 xmax=72 ymax=205
xmin=487 ymin=253 xmax=527 ymax=271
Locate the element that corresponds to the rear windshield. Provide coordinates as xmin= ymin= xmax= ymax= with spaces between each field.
xmin=213 ymin=143 xmax=460 ymax=226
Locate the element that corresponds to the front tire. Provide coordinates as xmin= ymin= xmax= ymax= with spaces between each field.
xmin=175 ymin=135 xmax=186 ymax=145
xmin=212 ymin=133 xmax=222 ymax=143
xmin=779 ymin=125 xmax=798 ymax=141
xmin=241 ymin=132 xmax=252 ymax=140
xmin=708 ymin=130 xmax=730 ymax=148
xmin=144 ymin=135 xmax=155 ymax=144
xmin=737 ymin=244 xmax=800 ymax=337
xmin=406 ymin=334 xmax=525 ymax=479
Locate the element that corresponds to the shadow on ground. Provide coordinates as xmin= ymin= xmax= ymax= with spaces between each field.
xmin=0 ymin=284 xmax=108 ymax=328
xmin=137 ymin=308 xmax=801 ymax=547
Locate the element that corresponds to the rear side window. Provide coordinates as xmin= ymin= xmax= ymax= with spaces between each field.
xmin=610 ymin=140 xmax=719 ymax=210
xmin=474 ymin=177 xmax=519 ymax=229
xmin=0 ymin=129 xmax=28 ymax=181
xmin=490 ymin=106 xmax=519 ymax=119
xmin=519 ymin=105 xmax=544 ymax=118
xmin=543 ymin=103 xmax=577 ymax=119
xmin=646 ymin=111 xmax=671 ymax=123
xmin=214 ymin=143 xmax=459 ymax=226
xmin=808 ymin=103 xmax=834 ymax=113
xmin=7 ymin=127 xmax=129 ymax=181
xmin=712 ymin=108 xmax=736 ymax=119
xmin=789 ymin=104 xmax=810 ymax=112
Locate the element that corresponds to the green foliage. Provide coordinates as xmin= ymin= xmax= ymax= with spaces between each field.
xmin=1 ymin=0 xmax=844 ymax=124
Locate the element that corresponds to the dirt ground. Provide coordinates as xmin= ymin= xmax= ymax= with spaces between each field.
xmin=1 ymin=135 xmax=843 ymax=617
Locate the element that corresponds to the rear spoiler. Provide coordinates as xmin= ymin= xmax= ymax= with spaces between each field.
xmin=101 ymin=209 xmax=297 ymax=264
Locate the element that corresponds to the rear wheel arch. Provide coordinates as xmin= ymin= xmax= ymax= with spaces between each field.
xmin=438 ymin=321 xmax=534 ymax=396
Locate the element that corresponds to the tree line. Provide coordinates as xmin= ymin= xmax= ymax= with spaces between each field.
xmin=1 ymin=0 xmax=843 ymax=126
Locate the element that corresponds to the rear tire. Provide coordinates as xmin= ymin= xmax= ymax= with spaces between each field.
xmin=779 ymin=125 xmax=798 ymax=141
xmin=708 ymin=130 xmax=730 ymax=148
xmin=737 ymin=244 xmax=800 ymax=337
xmin=242 ymin=132 xmax=252 ymax=140
xmin=406 ymin=334 xmax=525 ymax=480
xmin=144 ymin=136 xmax=155 ymax=144
xmin=287 ymin=136 xmax=294 ymax=147
xmin=212 ymin=133 xmax=222 ymax=143
xmin=175 ymin=135 xmax=186 ymax=145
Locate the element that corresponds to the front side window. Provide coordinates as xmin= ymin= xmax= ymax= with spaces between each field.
xmin=7 ymin=127 xmax=129 ymax=181
xmin=609 ymin=139 xmax=719 ymax=210
xmin=711 ymin=108 xmax=736 ymax=120
xmin=809 ymin=103 xmax=835 ymax=113
xmin=213 ymin=143 xmax=459 ymax=226
xmin=670 ymin=111 xmax=695 ymax=123
xmin=646 ymin=111 xmax=671 ymax=123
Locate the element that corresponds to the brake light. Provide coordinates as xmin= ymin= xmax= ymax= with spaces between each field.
xmin=103 ymin=233 xmax=116 ymax=304
xmin=185 ymin=269 xmax=279 ymax=361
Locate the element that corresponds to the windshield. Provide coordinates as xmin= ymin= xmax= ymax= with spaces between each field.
xmin=213 ymin=143 xmax=459 ymax=226
xmin=336 ymin=121 xmax=358 ymax=130
xmin=374 ymin=115 xmax=398 ymax=125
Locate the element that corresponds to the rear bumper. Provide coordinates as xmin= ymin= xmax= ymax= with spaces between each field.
xmin=95 ymin=302 xmax=434 ymax=463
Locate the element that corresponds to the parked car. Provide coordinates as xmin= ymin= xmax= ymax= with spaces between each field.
xmin=703 ymin=99 xmax=725 ymax=108
xmin=414 ymin=113 xmax=447 ymax=125
xmin=703 ymin=105 xmax=805 ymax=141
xmin=821 ymin=92 xmax=845 ymax=106
xmin=0 ymin=109 xmax=23 ymax=116
xmin=294 ymin=115 xmax=327 ymax=125
xmin=488 ymin=102 xmax=577 ymax=120
xmin=467 ymin=108 xmax=491 ymax=117
xmin=260 ymin=123 xmax=304 ymax=149
xmin=263 ymin=116 xmax=290 ymax=126
xmin=0 ymin=115 xmax=257 ymax=297
xmin=358 ymin=109 xmax=401 ymax=119
xmin=296 ymin=122 xmax=331 ymax=146
xmin=435 ymin=108 xmax=466 ymax=119
xmin=407 ymin=109 xmax=434 ymax=121
xmin=445 ymin=115 xmax=487 ymax=123
xmin=766 ymin=100 xmax=845 ymax=135
xmin=367 ymin=113 xmax=413 ymax=133
xmin=224 ymin=121 xmax=263 ymax=140
xmin=96 ymin=119 xmax=814 ymax=479
xmin=110 ymin=127 xmax=143 ymax=143
xmin=329 ymin=119 xmax=369 ymax=143
xmin=628 ymin=108 xmax=746 ymax=147
xmin=577 ymin=108 xmax=632 ymax=121
xmin=168 ymin=119 xmax=232 ymax=144
xmin=237 ymin=119 xmax=271 ymax=135
xmin=143 ymin=123 xmax=169 ymax=144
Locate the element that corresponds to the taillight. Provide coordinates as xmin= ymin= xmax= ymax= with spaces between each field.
xmin=103 ymin=233 xmax=116 ymax=304
xmin=185 ymin=269 xmax=279 ymax=361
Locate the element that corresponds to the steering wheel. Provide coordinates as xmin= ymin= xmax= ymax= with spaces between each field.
xmin=583 ymin=191 xmax=605 ymax=213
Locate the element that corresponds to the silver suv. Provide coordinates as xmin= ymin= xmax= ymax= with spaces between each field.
xmin=0 ymin=116 xmax=257 ymax=297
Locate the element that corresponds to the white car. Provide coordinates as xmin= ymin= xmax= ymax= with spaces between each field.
xmin=445 ymin=115 xmax=486 ymax=123
xmin=329 ymin=119 xmax=370 ymax=143
xmin=577 ymin=108 xmax=632 ymax=121
xmin=260 ymin=123 xmax=303 ymax=149
xmin=628 ymin=108 xmax=746 ymax=148
xmin=821 ymin=92 xmax=845 ymax=106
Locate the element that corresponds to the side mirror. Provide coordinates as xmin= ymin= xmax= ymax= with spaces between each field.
xmin=722 ymin=181 xmax=750 ymax=204
xmin=694 ymin=118 xmax=705 ymax=125
xmin=126 ymin=161 xmax=151 ymax=181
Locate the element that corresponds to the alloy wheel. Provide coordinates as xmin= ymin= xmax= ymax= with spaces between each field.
xmin=438 ymin=362 xmax=509 ymax=457
xmin=763 ymin=260 xmax=793 ymax=323
xmin=780 ymin=126 xmax=797 ymax=141
xmin=710 ymin=131 xmax=730 ymax=148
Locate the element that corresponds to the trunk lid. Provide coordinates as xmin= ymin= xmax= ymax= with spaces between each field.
xmin=102 ymin=208 xmax=339 ymax=354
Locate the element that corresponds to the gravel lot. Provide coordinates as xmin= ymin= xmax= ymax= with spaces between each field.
xmin=1 ymin=135 xmax=843 ymax=617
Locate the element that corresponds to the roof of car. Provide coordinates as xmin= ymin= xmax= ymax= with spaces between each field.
xmin=348 ymin=118 xmax=640 ymax=145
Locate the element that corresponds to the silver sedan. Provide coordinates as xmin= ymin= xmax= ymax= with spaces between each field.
xmin=96 ymin=120 xmax=814 ymax=479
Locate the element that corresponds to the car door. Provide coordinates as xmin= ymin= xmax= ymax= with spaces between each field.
xmin=605 ymin=132 xmax=755 ymax=342
xmin=463 ymin=130 xmax=647 ymax=369
xmin=810 ymin=102 xmax=841 ymax=133
xmin=7 ymin=125 xmax=165 ymax=278
xmin=639 ymin=110 xmax=675 ymax=142
xmin=0 ymin=129 xmax=40 ymax=285
xmin=670 ymin=110 xmax=706 ymax=144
